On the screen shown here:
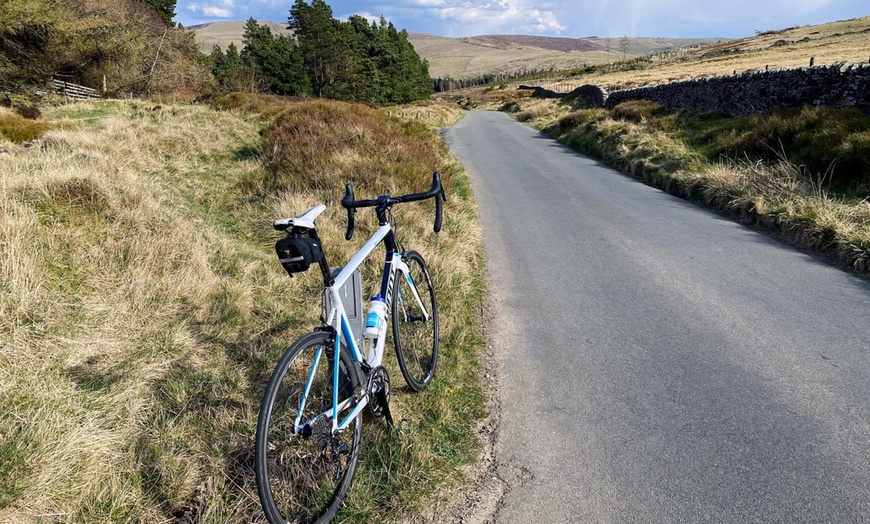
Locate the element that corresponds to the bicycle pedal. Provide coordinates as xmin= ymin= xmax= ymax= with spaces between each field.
xmin=394 ymin=418 xmax=412 ymax=435
xmin=332 ymin=438 xmax=348 ymax=456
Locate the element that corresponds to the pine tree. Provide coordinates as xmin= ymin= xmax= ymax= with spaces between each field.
xmin=144 ymin=0 xmax=176 ymax=26
xmin=289 ymin=0 xmax=432 ymax=104
xmin=208 ymin=42 xmax=247 ymax=90
xmin=241 ymin=18 xmax=310 ymax=95
xmin=289 ymin=0 xmax=357 ymax=98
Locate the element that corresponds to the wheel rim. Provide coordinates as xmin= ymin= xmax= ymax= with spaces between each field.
xmin=394 ymin=255 xmax=438 ymax=390
xmin=259 ymin=338 xmax=360 ymax=523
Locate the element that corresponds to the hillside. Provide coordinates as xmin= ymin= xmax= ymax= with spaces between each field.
xmin=188 ymin=22 xmax=719 ymax=79
xmin=537 ymin=15 xmax=870 ymax=91
xmin=188 ymin=20 xmax=292 ymax=53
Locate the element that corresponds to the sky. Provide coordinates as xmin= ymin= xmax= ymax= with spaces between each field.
xmin=175 ymin=0 xmax=869 ymax=39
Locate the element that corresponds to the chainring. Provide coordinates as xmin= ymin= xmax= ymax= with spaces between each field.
xmin=367 ymin=366 xmax=392 ymax=418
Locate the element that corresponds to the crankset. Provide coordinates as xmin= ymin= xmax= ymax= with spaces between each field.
xmin=367 ymin=366 xmax=394 ymax=426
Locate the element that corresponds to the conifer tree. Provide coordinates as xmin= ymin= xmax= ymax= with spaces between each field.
xmin=289 ymin=0 xmax=352 ymax=98
xmin=287 ymin=0 xmax=432 ymax=103
xmin=241 ymin=18 xmax=310 ymax=95
xmin=144 ymin=0 xmax=176 ymax=26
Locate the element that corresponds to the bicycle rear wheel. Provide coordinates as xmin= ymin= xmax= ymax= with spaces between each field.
xmin=255 ymin=331 xmax=362 ymax=524
xmin=392 ymin=250 xmax=439 ymax=392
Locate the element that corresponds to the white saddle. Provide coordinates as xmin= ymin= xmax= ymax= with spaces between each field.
xmin=274 ymin=204 xmax=326 ymax=230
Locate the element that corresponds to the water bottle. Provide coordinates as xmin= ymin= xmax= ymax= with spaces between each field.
xmin=364 ymin=295 xmax=387 ymax=339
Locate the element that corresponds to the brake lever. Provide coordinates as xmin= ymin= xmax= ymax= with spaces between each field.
xmin=343 ymin=184 xmax=356 ymax=240
xmin=433 ymin=172 xmax=444 ymax=233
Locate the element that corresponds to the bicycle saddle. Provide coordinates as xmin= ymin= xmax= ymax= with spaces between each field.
xmin=274 ymin=204 xmax=326 ymax=231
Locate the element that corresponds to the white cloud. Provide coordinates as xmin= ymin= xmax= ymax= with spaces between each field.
xmin=203 ymin=6 xmax=233 ymax=17
xmin=185 ymin=1 xmax=235 ymax=19
xmin=418 ymin=0 xmax=566 ymax=34
xmin=407 ymin=0 xmax=449 ymax=6
xmin=174 ymin=0 xmax=867 ymax=38
xmin=338 ymin=11 xmax=391 ymax=25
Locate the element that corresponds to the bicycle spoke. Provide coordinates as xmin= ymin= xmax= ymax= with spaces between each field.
xmin=256 ymin=332 xmax=361 ymax=524
xmin=393 ymin=251 xmax=439 ymax=392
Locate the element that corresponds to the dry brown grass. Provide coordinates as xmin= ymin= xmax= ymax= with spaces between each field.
xmin=0 ymin=96 xmax=485 ymax=523
xmin=1 ymin=100 xmax=257 ymax=522
xmin=383 ymin=100 xmax=465 ymax=129
xmin=0 ymin=108 xmax=55 ymax=143
xmin=682 ymin=160 xmax=870 ymax=271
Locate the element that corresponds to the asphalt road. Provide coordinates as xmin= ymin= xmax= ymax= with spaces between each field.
xmin=443 ymin=111 xmax=870 ymax=523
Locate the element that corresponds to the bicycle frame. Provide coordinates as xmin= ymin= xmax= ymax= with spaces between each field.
xmin=295 ymin=222 xmax=431 ymax=435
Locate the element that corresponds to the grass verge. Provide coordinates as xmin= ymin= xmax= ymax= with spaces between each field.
xmin=498 ymin=94 xmax=870 ymax=275
xmin=0 ymin=95 xmax=484 ymax=523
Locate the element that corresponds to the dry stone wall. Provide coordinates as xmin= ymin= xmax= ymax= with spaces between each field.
xmin=604 ymin=63 xmax=870 ymax=116
xmin=527 ymin=64 xmax=870 ymax=116
xmin=519 ymin=84 xmax=608 ymax=107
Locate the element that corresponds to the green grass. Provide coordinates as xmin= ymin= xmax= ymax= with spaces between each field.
xmin=673 ymin=106 xmax=870 ymax=191
xmin=0 ymin=428 xmax=32 ymax=507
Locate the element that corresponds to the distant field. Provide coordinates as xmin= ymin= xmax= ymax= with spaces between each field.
xmin=188 ymin=21 xmax=718 ymax=79
xmin=188 ymin=15 xmax=869 ymax=87
xmin=538 ymin=15 xmax=870 ymax=91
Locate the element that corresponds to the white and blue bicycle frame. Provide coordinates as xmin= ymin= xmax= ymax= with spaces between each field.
xmin=278 ymin=206 xmax=430 ymax=436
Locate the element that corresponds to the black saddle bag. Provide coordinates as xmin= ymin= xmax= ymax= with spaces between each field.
xmin=275 ymin=235 xmax=323 ymax=275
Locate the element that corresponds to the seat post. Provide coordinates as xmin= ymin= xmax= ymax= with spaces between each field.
xmin=307 ymin=228 xmax=334 ymax=287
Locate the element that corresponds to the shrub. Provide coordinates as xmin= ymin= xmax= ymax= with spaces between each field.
xmin=0 ymin=110 xmax=51 ymax=142
xmin=693 ymin=106 xmax=870 ymax=190
xmin=262 ymin=100 xmax=444 ymax=195
xmin=14 ymin=105 xmax=41 ymax=120
xmin=548 ymin=108 xmax=608 ymax=135
xmin=209 ymin=92 xmax=294 ymax=119
xmin=516 ymin=101 xmax=555 ymax=122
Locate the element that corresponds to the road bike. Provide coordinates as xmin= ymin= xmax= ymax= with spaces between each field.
xmin=255 ymin=173 xmax=445 ymax=524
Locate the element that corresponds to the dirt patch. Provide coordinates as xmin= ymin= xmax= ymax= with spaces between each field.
xmin=415 ymin=275 xmax=506 ymax=524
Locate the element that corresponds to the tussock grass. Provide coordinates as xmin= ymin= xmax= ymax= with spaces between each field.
xmin=1 ymin=97 xmax=485 ymax=522
xmin=207 ymin=92 xmax=298 ymax=119
xmin=498 ymin=96 xmax=568 ymax=127
xmin=680 ymin=106 xmax=870 ymax=190
xmin=535 ymin=103 xmax=870 ymax=274
xmin=610 ymin=100 xmax=667 ymax=122
xmin=0 ymin=108 xmax=54 ymax=143
xmin=385 ymin=100 xmax=465 ymax=129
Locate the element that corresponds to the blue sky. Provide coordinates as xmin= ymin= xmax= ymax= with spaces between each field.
xmin=176 ymin=0 xmax=869 ymax=39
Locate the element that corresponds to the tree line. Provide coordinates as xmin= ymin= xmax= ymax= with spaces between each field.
xmin=433 ymin=67 xmax=598 ymax=93
xmin=1 ymin=0 xmax=431 ymax=104
xmin=206 ymin=0 xmax=432 ymax=105
xmin=433 ymin=53 xmax=656 ymax=93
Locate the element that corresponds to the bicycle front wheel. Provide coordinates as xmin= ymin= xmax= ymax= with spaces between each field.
xmin=255 ymin=331 xmax=362 ymax=524
xmin=392 ymin=250 xmax=439 ymax=392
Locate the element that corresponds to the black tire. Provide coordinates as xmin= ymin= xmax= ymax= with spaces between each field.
xmin=392 ymin=250 xmax=439 ymax=392
xmin=255 ymin=331 xmax=362 ymax=524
